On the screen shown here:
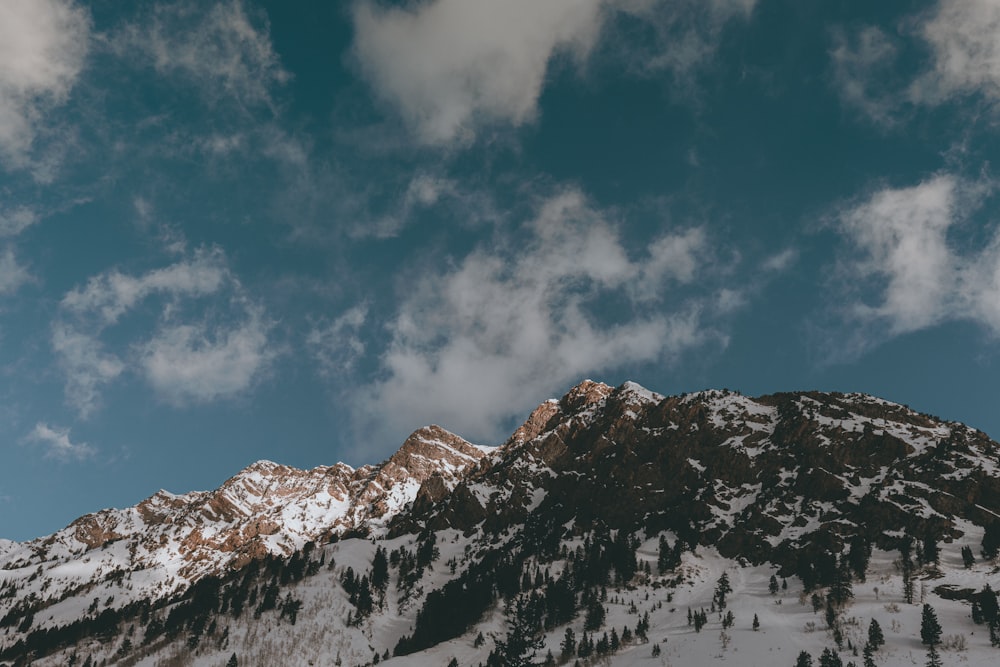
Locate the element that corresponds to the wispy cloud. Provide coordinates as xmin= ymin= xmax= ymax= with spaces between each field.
xmin=353 ymin=188 xmax=729 ymax=444
xmin=830 ymin=173 xmax=1000 ymax=356
xmin=307 ymin=305 xmax=368 ymax=378
xmin=911 ymin=0 xmax=1000 ymax=106
xmin=54 ymin=248 xmax=274 ymax=415
xmin=829 ymin=26 xmax=903 ymax=127
xmin=832 ymin=0 xmax=1000 ymax=125
xmin=0 ymin=0 xmax=90 ymax=171
xmin=0 ymin=248 xmax=30 ymax=295
xmin=112 ymin=0 xmax=289 ymax=112
xmin=26 ymin=422 xmax=96 ymax=462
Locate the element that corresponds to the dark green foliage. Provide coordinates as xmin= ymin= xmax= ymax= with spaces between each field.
xmin=372 ymin=546 xmax=389 ymax=591
xmin=227 ymin=653 xmax=238 ymax=667
xmin=560 ymin=628 xmax=576 ymax=657
xmin=795 ymin=650 xmax=814 ymax=667
xmin=847 ymin=535 xmax=872 ymax=582
xmin=862 ymin=642 xmax=875 ymax=667
xmin=977 ymin=584 xmax=999 ymax=625
xmin=920 ymin=604 xmax=942 ymax=647
xmin=753 ymin=613 xmax=760 ymax=631
xmin=867 ymin=618 xmax=884 ymax=650
xmin=819 ymin=647 xmax=843 ymax=667
xmin=962 ymin=545 xmax=976 ymax=568
xmin=926 ymin=645 xmax=942 ymax=667
xmin=983 ymin=522 xmax=1000 ymax=560
xmin=769 ymin=574 xmax=779 ymax=595
xmin=922 ymin=533 xmax=939 ymax=567
xmin=714 ymin=572 xmax=732 ymax=610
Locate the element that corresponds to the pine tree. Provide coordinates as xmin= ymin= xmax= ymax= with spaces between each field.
xmin=770 ymin=574 xmax=780 ymax=595
xmin=560 ymin=628 xmax=576 ymax=657
xmin=446 ymin=658 xmax=459 ymax=667
xmin=962 ymin=545 xmax=976 ymax=568
xmin=715 ymin=572 xmax=732 ymax=610
xmin=819 ymin=647 xmax=844 ymax=667
xmin=867 ymin=618 xmax=884 ymax=649
xmin=920 ymin=604 xmax=942 ymax=647
xmin=753 ymin=613 xmax=760 ymax=631
xmin=227 ymin=653 xmax=238 ymax=667
xmin=862 ymin=642 xmax=875 ymax=667
xmin=983 ymin=522 xmax=1000 ymax=560
xmin=795 ymin=651 xmax=814 ymax=667
xmin=926 ymin=644 xmax=942 ymax=667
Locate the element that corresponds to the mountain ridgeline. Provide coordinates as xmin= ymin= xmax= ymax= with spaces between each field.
xmin=2 ymin=381 xmax=1000 ymax=666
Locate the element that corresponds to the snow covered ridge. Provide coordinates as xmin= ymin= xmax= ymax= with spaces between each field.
xmin=2 ymin=380 xmax=1000 ymax=666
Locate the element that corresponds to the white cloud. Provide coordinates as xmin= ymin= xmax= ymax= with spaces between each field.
xmin=0 ymin=248 xmax=30 ymax=295
xmin=829 ymin=26 xmax=902 ymax=126
xmin=307 ymin=305 xmax=368 ymax=378
xmin=0 ymin=0 xmax=90 ymax=169
xmin=54 ymin=248 xmax=273 ymax=414
xmin=836 ymin=174 xmax=1000 ymax=341
xmin=911 ymin=0 xmax=1000 ymax=105
xmin=138 ymin=310 xmax=273 ymax=405
xmin=354 ymin=188 xmax=722 ymax=444
xmin=352 ymin=0 xmax=605 ymax=145
xmin=0 ymin=206 xmax=39 ymax=237
xmin=834 ymin=1 xmax=1000 ymax=123
xmin=352 ymin=0 xmax=756 ymax=144
xmin=51 ymin=322 xmax=126 ymax=418
xmin=26 ymin=422 xmax=96 ymax=462
xmin=612 ymin=0 xmax=756 ymax=76
xmin=60 ymin=248 xmax=228 ymax=325
xmin=115 ymin=0 xmax=288 ymax=111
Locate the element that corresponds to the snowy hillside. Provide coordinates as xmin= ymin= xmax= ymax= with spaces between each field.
xmin=2 ymin=380 xmax=1000 ymax=667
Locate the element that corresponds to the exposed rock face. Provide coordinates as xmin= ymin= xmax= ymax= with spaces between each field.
xmin=399 ymin=382 xmax=1000 ymax=575
xmin=3 ymin=379 xmax=999 ymax=640
xmin=1 ymin=425 xmax=487 ymax=602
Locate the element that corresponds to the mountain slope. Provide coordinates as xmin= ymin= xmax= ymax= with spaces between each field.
xmin=2 ymin=380 xmax=1000 ymax=667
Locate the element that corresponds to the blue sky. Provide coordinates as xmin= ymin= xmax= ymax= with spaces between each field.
xmin=3 ymin=0 xmax=1000 ymax=540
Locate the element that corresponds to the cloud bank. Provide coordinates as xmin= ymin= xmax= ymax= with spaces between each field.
xmin=836 ymin=174 xmax=1000 ymax=345
xmin=54 ymin=248 xmax=273 ymax=415
xmin=354 ymin=188 xmax=724 ymax=444
xmin=0 ymin=0 xmax=90 ymax=170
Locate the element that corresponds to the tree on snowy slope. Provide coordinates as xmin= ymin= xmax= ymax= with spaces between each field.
xmin=491 ymin=595 xmax=543 ymax=667
xmin=920 ymin=604 xmax=942 ymax=647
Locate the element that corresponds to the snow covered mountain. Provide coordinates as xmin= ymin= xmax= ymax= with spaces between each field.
xmin=2 ymin=380 xmax=1000 ymax=667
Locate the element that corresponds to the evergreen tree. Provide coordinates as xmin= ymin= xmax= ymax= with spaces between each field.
xmin=962 ymin=545 xmax=976 ymax=568
xmin=848 ymin=535 xmax=872 ymax=581
xmin=770 ymin=574 xmax=780 ymax=595
xmin=795 ymin=651 xmax=814 ymax=667
xmin=651 ymin=643 xmax=662 ymax=657
xmin=922 ymin=533 xmax=940 ymax=567
xmin=446 ymin=658 xmax=459 ymax=667
xmin=983 ymin=522 xmax=1000 ymax=560
xmin=925 ymin=645 xmax=942 ymax=667
xmin=920 ymin=604 xmax=942 ymax=647
xmin=495 ymin=596 xmax=543 ymax=667
xmin=227 ymin=653 xmax=238 ymax=667
xmin=753 ymin=613 xmax=760 ymax=631
xmin=715 ymin=572 xmax=732 ymax=610
xmin=372 ymin=546 xmax=389 ymax=591
xmin=819 ymin=647 xmax=844 ymax=667
xmin=862 ymin=642 xmax=875 ymax=667
xmin=867 ymin=618 xmax=884 ymax=649
xmin=560 ymin=628 xmax=576 ymax=658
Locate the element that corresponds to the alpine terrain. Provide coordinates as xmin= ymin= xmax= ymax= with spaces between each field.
xmin=2 ymin=380 xmax=1000 ymax=667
